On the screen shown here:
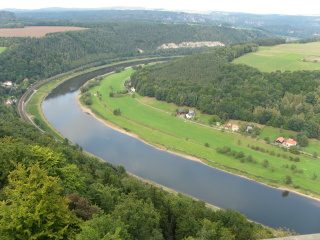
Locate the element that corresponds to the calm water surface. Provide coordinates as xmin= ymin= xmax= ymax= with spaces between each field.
xmin=42 ymin=75 xmax=320 ymax=234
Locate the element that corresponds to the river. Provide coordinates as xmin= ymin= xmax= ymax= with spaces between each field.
xmin=42 ymin=66 xmax=320 ymax=234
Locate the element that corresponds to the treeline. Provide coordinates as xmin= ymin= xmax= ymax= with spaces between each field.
xmin=0 ymin=21 xmax=271 ymax=83
xmin=0 ymin=102 xmax=288 ymax=239
xmin=131 ymin=42 xmax=320 ymax=139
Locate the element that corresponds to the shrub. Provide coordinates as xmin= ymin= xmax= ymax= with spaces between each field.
xmin=285 ymin=175 xmax=292 ymax=184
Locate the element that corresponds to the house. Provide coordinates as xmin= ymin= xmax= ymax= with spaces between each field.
xmin=3 ymin=81 xmax=12 ymax=86
xmin=225 ymin=123 xmax=232 ymax=130
xmin=246 ymin=126 xmax=253 ymax=132
xmin=232 ymin=124 xmax=239 ymax=132
xmin=286 ymin=139 xmax=297 ymax=147
xmin=275 ymin=137 xmax=285 ymax=144
xmin=23 ymin=78 xmax=29 ymax=82
xmin=177 ymin=109 xmax=185 ymax=115
xmin=130 ymin=87 xmax=136 ymax=92
xmin=5 ymin=99 xmax=12 ymax=105
xmin=186 ymin=109 xmax=196 ymax=119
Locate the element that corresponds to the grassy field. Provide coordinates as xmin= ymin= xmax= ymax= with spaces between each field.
xmin=233 ymin=42 xmax=320 ymax=72
xmin=83 ymin=68 xmax=320 ymax=198
xmin=0 ymin=47 xmax=6 ymax=54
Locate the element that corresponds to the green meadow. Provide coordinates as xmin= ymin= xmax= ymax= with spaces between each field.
xmin=233 ymin=42 xmax=320 ymax=72
xmin=0 ymin=47 xmax=6 ymax=54
xmin=84 ymin=68 xmax=320 ymax=197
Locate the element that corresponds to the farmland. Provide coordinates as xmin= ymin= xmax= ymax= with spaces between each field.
xmin=233 ymin=42 xmax=320 ymax=72
xmin=0 ymin=26 xmax=88 ymax=37
xmin=82 ymin=68 xmax=320 ymax=198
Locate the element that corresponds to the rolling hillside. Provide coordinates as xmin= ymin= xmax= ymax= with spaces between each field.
xmin=233 ymin=42 xmax=320 ymax=72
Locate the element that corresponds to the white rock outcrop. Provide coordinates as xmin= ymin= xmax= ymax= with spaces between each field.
xmin=157 ymin=41 xmax=225 ymax=49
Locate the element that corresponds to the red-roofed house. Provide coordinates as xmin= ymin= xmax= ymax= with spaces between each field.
xmin=23 ymin=78 xmax=29 ymax=82
xmin=286 ymin=139 xmax=297 ymax=147
xmin=5 ymin=99 xmax=12 ymax=105
xmin=276 ymin=137 xmax=285 ymax=144
xmin=225 ymin=123 xmax=232 ymax=130
xmin=3 ymin=81 xmax=12 ymax=86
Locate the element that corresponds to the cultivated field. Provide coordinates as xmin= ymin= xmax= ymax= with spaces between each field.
xmin=233 ymin=42 xmax=320 ymax=72
xmin=83 ymin=69 xmax=320 ymax=197
xmin=0 ymin=26 xmax=88 ymax=37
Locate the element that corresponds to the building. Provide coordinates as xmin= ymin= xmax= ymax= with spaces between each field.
xmin=5 ymin=99 xmax=12 ymax=105
xmin=286 ymin=139 xmax=297 ymax=147
xmin=177 ymin=109 xmax=185 ymax=115
xmin=246 ymin=126 xmax=253 ymax=132
xmin=232 ymin=124 xmax=239 ymax=131
xmin=275 ymin=137 xmax=285 ymax=144
xmin=186 ymin=109 xmax=196 ymax=119
xmin=3 ymin=81 xmax=12 ymax=86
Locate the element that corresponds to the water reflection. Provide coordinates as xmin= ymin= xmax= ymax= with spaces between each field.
xmin=282 ymin=191 xmax=290 ymax=198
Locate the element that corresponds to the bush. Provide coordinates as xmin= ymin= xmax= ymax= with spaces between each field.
xmin=113 ymin=108 xmax=121 ymax=116
xmin=262 ymin=159 xmax=269 ymax=168
xmin=289 ymin=146 xmax=300 ymax=155
xmin=285 ymin=175 xmax=292 ymax=185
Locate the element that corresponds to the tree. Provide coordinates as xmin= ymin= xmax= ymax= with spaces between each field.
xmin=67 ymin=194 xmax=98 ymax=221
xmin=196 ymin=219 xmax=235 ymax=240
xmin=296 ymin=132 xmax=309 ymax=147
xmin=263 ymin=159 xmax=269 ymax=168
xmin=289 ymin=146 xmax=300 ymax=155
xmin=111 ymin=196 xmax=163 ymax=240
xmin=113 ymin=108 xmax=121 ymax=116
xmin=0 ymin=163 xmax=81 ymax=240
xmin=76 ymin=213 xmax=130 ymax=240
xmin=285 ymin=175 xmax=292 ymax=185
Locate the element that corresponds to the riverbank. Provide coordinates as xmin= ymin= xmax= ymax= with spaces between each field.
xmin=75 ymin=93 xmax=320 ymax=204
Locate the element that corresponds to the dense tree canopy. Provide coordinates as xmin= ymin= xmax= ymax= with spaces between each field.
xmin=0 ymin=22 xmax=271 ymax=83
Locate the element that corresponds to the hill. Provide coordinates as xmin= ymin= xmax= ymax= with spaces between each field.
xmin=131 ymin=42 xmax=320 ymax=139
xmin=7 ymin=9 xmax=320 ymax=38
xmin=0 ymin=21 xmax=271 ymax=83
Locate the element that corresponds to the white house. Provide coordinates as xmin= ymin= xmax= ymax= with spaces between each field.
xmin=186 ymin=110 xmax=196 ymax=119
xmin=232 ymin=124 xmax=239 ymax=131
xmin=3 ymin=81 xmax=12 ymax=86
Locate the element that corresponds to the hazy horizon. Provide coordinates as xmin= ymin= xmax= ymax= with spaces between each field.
xmin=1 ymin=0 xmax=319 ymax=16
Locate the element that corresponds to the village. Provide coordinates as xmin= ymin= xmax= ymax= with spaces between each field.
xmin=1 ymin=78 xmax=29 ymax=105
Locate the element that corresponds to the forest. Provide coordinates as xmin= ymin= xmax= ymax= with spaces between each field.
xmin=0 ymin=21 xmax=271 ymax=83
xmin=131 ymin=40 xmax=320 ymax=139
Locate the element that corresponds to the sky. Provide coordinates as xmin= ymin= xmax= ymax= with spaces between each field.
xmin=1 ymin=0 xmax=320 ymax=16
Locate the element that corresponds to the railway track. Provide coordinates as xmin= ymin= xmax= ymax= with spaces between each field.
xmin=17 ymin=73 xmax=66 ymax=123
